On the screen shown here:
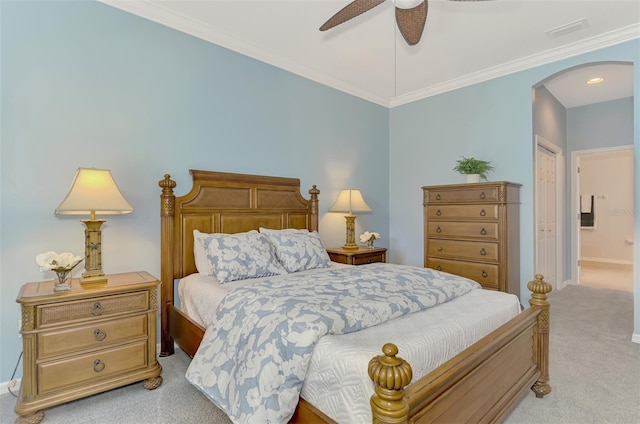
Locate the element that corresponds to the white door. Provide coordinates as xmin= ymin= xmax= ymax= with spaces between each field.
xmin=536 ymin=144 xmax=557 ymax=287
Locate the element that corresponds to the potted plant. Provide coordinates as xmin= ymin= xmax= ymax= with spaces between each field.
xmin=453 ymin=157 xmax=495 ymax=182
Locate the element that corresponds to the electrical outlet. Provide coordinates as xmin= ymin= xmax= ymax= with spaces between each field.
xmin=18 ymin=319 xmax=22 ymax=338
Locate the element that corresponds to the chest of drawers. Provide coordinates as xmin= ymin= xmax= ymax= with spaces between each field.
xmin=422 ymin=182 xmax=521 ymax=296
xmin=14 ymin=271 xmax=162 ymax=424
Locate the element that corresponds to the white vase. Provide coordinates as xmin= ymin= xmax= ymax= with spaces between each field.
xmin=466 ymin=174 xmax=481 ymax=183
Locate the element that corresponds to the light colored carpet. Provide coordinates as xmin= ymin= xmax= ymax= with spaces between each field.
xmin=1 ymin=285 xmax=638 ymax=424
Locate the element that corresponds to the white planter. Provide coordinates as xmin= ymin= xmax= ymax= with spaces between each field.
xmin=465 ymin=174 xmax=481 ymax=183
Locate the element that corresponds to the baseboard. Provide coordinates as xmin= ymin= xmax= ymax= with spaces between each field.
xmin=632 ymin=333 xmax=640 ymax=345
xmin=559 ymin=279 xmax=570 ymax=289
xmin=0 ymin=378 xmax=21 ymax=397
xmin=581 ymin=257 xmax=634 ymax=266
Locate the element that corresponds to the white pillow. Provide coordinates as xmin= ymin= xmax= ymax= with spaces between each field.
xmin=193 ymin=229 xmax=214 ymax=275
xmin=198 ymin=230 xmax=287 ymax=283
xmin=260 ymin=228 xmax=331 ymax=273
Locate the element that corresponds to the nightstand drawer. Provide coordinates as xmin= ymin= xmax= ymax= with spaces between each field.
xmin=38 ymin=291 xmax=149 ymax=328
xmin=38 ymin=341 xmax=148 ymax=394
xmin=352 ymin=252 xmax=385 ymax=265
xmin=427 ymin=258 xmax=499 ymax=290
xmin=428 ymin=239 xmax=498 ymax=262
xmin=427 ymin=222 xmax=498 ymax=240
xmin=427 ymin=205 xmax=498 ymax=220
xmin=38 ymin=314 xmax=148 ymax=359
xmin=427 ymin=187 xmax=500 ymax=203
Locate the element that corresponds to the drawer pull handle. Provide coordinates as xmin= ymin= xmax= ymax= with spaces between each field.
xmin=94 ymin=329 xmax=107 ymax=341
xmin=480 ymin=228 xmax=487 ymax=235
xmin=436 ymin=209 xmax=442 ymax=216
xmin=436 ymin=265 xmax=442 ymax=271
xmin=479 ymin=192 xmax=486 ymax=199
xmin=437 ymin=247 xmax=443 ymax=252
xmin=91 ymin=302 xmax=104 ymax=316
xmin=482 ymin=270 xmax=488 ymax=278
xmin=479 ymin=209 xmax=486 ymax=217
xmin=93 ymin=359 xmax=105 ymax=373
xmin=436 ymin=226 xmax=442 ymax=233
xmin=480 ymin=248 xmax=487 ymax=256
xmin=436 ymin=194 xmax=441 ymax=200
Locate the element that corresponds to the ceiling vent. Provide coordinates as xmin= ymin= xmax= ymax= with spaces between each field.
xmin=545 ymin=18 xmax=589 ymax=39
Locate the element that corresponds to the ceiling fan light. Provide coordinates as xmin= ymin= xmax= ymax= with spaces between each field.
xmin=395 ymin=0 xmax=423 ymax=10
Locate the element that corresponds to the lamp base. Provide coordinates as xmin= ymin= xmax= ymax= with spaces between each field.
xmin=341 ymin=243 xmax=360 ymax=251
xmin=81 ymin=274 xmax=108 ymax=287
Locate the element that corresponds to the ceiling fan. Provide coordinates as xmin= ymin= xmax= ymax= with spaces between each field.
xmin=320 ymin=0 xmax=488 ymax=46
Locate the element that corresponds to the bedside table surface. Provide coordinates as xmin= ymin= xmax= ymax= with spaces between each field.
xmin=17 ymin=271 xmax=158 ymax=304
xmin=326 ymin=247 xmax=387 ymax=255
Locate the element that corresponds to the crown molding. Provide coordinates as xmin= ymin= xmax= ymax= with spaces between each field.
xmin=100 ymin=1 xmax=638 ymax=109
xmin=390 ymin=23 xmax=640 ymax=108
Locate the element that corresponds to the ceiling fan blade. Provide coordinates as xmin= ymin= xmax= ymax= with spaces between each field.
xmin=395 ymin=0 xmax=427 ymax=46
xmin=320 ymin=0 xmax=387 ymax=31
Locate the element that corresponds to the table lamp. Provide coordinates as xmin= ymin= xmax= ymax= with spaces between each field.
xmin=329 ymin=189 xmax=371 ymax=251
xmin=55 ymin=168 xmax=133 ymax=285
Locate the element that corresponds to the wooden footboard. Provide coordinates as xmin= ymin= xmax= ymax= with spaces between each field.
xmin=365 ymin=274 xmax=552 ymax=424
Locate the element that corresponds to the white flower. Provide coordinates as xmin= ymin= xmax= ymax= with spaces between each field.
xmin=359 ymin=231 xmax=381 ymax=243
xmin=36 ymin=251 xmax=83 ymax=272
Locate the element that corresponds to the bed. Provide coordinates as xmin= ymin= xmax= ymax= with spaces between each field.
xmin=158 ymin=170 xmax=552 ymax=424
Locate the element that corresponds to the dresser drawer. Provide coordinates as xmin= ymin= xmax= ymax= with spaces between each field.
xmin=428 ymin=239 xmax=498 ymax=262
xmin=38 ymin=341 xmax=148 ymax=394
xmin=427 ymin=222 xmax=498 ymax=240
xmin=427 ymin=205 xmax=498 ymax=220
xmin=427 ymin=258 xmax=499 ymax=290
xmin=38 ymin=291 xmax=149 ymax=328
xmin=427 ymin=187 xmax=500 ymax=203
xmin=37 ymin=314 xmax=148 ymax=359
xmin=352 ymin=252 xmax=385 ymax=265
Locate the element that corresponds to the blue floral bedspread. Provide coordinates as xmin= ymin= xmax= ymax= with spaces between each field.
xmin=185 ymin=263 xmax=480 ymax=423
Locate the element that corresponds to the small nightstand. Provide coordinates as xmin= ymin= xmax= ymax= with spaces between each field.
xmin=14 ymin=271 xmax=163 ymax=424
xmin=326 ymin=247 xmax=387 ymax=265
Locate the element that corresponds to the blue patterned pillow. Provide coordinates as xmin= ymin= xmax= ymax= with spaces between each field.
xmin=199 ymin=230 xmax=287 ymax=283
xmin=260 ymin=228 xmax=331 ymax=273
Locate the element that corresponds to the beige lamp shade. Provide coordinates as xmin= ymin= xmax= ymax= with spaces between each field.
xmin=329 ymin=189 xmax=372 ymax=215
xmin=55 ymin=168 xmax=133 ymax=216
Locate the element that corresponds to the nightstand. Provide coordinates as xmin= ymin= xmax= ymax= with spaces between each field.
xmin=326 ymin=247 xmax=387 ymax=265
xmin=14 ymin=271 xmax=163 ymax=424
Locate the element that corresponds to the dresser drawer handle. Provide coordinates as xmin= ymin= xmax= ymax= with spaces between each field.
xmin=436 ymin=194 xmax=441 ymax=200
xmin=367 ymin=258 xmax=373 ymax=263
xmin=479 ymin=191 xmax=486 ymax=199
xmin=91 ymin=302 xmax=104 ymax=316
xmin=436 ymin=226 xmax=442 ymax=233
xmin=94 ymin=329 xmax=107 ymax=341
xmin=436 ymin=209 xmax=442 ymax=216
xmin=437 ymin=247 xmax=443 ymax=252
xmin=480 ymin=248 xmax=487 ymax=256
xmin=479 ymin=209 xmax=486 ymax=217
xmin=480 ymin=228 xmax=487 ymax=235
xmin=93 ymin=359 xmax=105 ymax=373
xmin=436 ymin=265 xmax=442 ymax=271
xmin=482 ymin=270 xmax=488 ymax=278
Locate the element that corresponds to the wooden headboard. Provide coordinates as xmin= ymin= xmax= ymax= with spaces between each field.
xmin=158 ymin=170 xmax=319 ymax=355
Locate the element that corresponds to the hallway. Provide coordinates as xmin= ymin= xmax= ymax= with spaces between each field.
xmin=580 ymin=260 xmax=634 ymax=292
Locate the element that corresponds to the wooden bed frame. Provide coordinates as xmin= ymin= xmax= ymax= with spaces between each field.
xmin=159 ymin=170 xmax=551 ymax=424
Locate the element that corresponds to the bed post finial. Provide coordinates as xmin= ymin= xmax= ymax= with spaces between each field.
xmin=368 ymin=343 xmax=412 ymax=424
xmin=159 ymin=174 xmax=177 ymax=356
xmin=528 ymin=273 xmax=552 ymax=398
xmin=309 ymin=185 xmax=320 ymax=232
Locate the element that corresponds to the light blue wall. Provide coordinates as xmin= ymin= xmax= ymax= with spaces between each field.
xmin=0 ymin=1 xmax=389 ymax=381
xmin=389 ymin=39 xmax=639 ymax=334
xmin=568 ymin=97 xmax=635 ymax=151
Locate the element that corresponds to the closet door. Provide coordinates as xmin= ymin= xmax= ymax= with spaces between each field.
xmin=536 ymin=145 xmax=557 ymax=286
